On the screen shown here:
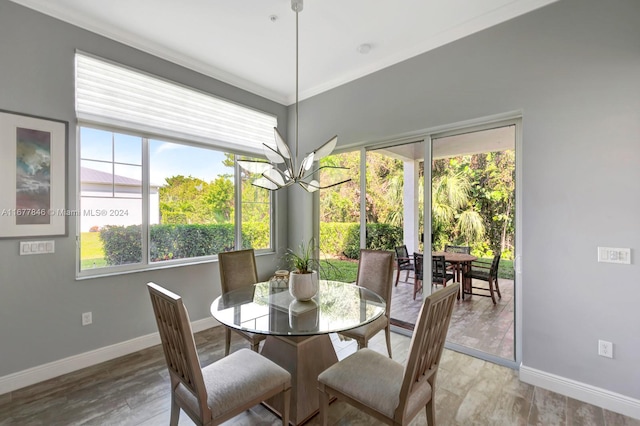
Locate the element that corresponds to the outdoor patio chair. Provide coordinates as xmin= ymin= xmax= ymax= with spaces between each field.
xmin=218 ymin=249 xmax=266 ymax=355
xmin=147 ymin=282 xmax=291 ymax=426
xmin=432 ymin=255 xmax=454 ymax=288
xmin=465 ymin=252 xmax=502 ymax=304
xmin=413 ymin=253 xmax=424 ymax=300
xmin=444 ymin=245 xmax=471 ymax=254
xmin=318 ymin=283 xmax=460 ymax=426
xmin=394 ymin=245 xmax=414 ymax=286
xmin=444 ymin=245 xmax=471 ymax=273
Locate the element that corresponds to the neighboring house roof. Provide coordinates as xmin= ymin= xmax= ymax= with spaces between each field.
xmin=81 ymin=167 xmax=160 ymax=188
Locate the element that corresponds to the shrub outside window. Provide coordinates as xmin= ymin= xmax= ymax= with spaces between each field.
xmin=79 ymin=127 xmax=273 ymax=276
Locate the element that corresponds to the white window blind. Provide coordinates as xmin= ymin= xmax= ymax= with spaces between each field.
xmin=75 ymin=52 xmax=276 ymax=154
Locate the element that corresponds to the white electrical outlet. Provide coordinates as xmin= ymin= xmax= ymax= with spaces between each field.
xmin=82 ymin=312 xmax=92 ymax=326
xmin=598 ymin=339 xmax=613 ymax=358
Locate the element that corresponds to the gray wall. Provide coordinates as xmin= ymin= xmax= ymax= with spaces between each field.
xmin=290 ymin=0 xmax=640 ymax=398
xmin=0 ymin=0 xmax=287 ymax=377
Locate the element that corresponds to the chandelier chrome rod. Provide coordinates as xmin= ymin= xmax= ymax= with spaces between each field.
xmin=237 ymin=0 xmax=350 ymax=193
xmin=294 ymin=0 xmax=300 ymax=165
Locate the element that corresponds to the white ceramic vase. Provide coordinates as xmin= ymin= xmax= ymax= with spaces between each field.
xmin=288 ymin=270 xmax=319 ymax=301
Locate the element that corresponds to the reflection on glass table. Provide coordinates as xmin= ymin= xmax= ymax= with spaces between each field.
xmin=212 ymin=279 xmax=386 ymax=336
xmin=210 ymin=280 xmax=386 ymax=425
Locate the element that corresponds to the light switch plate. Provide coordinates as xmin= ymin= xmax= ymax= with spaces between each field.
xmin=20 ymin=240 xmax=55 ymax=255
xmin=597 ymin=247 xmax=631 ymax=264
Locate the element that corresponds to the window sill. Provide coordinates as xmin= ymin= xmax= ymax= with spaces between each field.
xmin=76 ymin=249 xmax=276 ymax=280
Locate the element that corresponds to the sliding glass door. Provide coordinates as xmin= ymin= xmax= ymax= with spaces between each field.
xmin=364 ymin=141 xmax=426 ymax=328
xmin=431 ymin=124 xmax=517 ymax=362
xmin=316 ymin=118 xmax=520 ymax=367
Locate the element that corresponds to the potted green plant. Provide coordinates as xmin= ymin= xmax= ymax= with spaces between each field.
xmin=285 ymin=238 xmax=320 ymax=301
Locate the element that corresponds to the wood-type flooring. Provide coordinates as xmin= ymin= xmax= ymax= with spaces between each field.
xmin=1 ymin=326 xmax=638 ymax=425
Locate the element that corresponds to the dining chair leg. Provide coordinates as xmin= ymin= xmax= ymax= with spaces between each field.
xmin=425 ymin=399 xmax=435 ymax=426
xmin=395 ymin=268 xmax=400 ymax=286
xmin=488 ymin=278 xmax=496 ymax=304
xmin=385 ymin=325 xmax=393 ymax=358
xmin=169 ymin=394 xmax=180 ymax=426
xmin=413 ymin=276 xmax=422 ymax=300
xmin=494 ymin=277 xmax=502 ymax=298
xmin=282 ymin=387 xmax=291 ymax=426
xmin=224 ymin=327 xmax=232 ymax=356
xmin=319 ymin=385 xmax=329 ymax=426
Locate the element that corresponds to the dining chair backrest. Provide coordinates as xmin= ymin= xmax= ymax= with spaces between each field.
xmin=394 ymin=245 xmax=411 ymax=268
xmin=490 ymin=252 xmax=502 ymax=276
xmin=413 ymin=252 xmax=424 ymax=281
xmin=147 ymin=282 xmax=211 ymax=420
xmin=431 ymin=255 xmax=447 ymax=277
xmin=218 ymin=248 xmax=258 ymax=293
xmin=396 ymin=282 xmax=459 ymax=420
xmin=356 ymin=249 xmax=394 ymax=316
xmin=444 ymin=245 xmax=471 ymax=254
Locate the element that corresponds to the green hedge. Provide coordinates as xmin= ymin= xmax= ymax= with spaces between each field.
xmin=100 ymin=222 xmax=269 ymax=265
xmin=344 ymin=223 xmax=404 ymax=259
xmin=100 ymin=225 xmax=143 ymax=265
xmin=241 ymin=221 xmax=270 ymax=250
xmin=319 ymin=222 xmax=356 ymax=256
xmin=149 ymin=224 xmax=235 ymax=261
xmin=101 ymin=221 xmax=402 ymax=265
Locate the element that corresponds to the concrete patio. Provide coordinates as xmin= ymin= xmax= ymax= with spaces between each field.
xmin=390 ymin=272 xmax=515 ymax=360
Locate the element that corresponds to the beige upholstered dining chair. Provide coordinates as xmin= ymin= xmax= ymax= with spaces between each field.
xmin=318 ymin=282 xmax=460 ymax=426
xmin=339 ymin=249 xmax=394 ymax=358
xmin=147 ymin=282 xmax=291 ymax=426
xmin=218 ymin=249 xmax=266 ymax=355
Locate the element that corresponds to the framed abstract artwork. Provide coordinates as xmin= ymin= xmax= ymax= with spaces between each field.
xmin=0 ymin=110 xmax=68 ymax=238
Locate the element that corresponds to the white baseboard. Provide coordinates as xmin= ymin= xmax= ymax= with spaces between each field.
xmin=0 ymin=317 xmax=220 ymax=396
xmin=520 ymin=364 xmax=640 ymax=420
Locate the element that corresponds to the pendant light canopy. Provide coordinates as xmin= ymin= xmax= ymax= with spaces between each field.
xmin=238 ymin=0 xmax=351 ymax=192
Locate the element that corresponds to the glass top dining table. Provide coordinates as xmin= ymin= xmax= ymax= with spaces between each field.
xmin=210 ymin=279 xmax=386 ymax=337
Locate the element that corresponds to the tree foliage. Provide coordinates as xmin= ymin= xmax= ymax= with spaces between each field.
xmin=159 ymin=175 xmax=235 ymax=224
xmin=156 ymin=154 xmax=272 ymax=250
xmin=319 ymin=148 xmax=515 ymax=260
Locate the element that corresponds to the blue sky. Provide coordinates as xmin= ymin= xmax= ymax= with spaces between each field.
xmin=80 ymin=127 xmax=231 ymax=185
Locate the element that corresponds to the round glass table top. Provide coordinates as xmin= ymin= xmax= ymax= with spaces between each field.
xmin=210 ymin=280 xmax=386 ymax=336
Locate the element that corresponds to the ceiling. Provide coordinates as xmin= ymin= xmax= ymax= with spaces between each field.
xmin=10 ymin=0 xmax=556 ymax=105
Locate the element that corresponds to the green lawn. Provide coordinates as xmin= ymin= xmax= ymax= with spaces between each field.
xmin=319 ymin=257 xmax=514 ymax=283
xmin=78 ymin=233 xmax=515 ymax=281
xmin=496 ymin=259 xmax=514 ymax=280
xmin=80 ymin=232 xmax=107 ymax=269
xmin=319 ymin=259 xmax=358 ymax=282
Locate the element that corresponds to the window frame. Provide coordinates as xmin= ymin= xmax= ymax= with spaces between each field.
xmin=76 ymin=123 xmax=275 ymax=279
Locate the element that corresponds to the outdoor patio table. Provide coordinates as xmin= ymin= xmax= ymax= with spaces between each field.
xmin=432 ymin=251 xmax=477 ymax=295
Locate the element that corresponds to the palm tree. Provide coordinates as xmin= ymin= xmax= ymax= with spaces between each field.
xmin=431 ymin=169 xmax=484 ymax=248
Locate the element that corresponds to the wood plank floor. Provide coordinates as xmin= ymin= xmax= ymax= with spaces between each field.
xmin=1 ymin=326 xmax=638 ymax=426
xmin=391 ymin=273 xmax=515 ymax=360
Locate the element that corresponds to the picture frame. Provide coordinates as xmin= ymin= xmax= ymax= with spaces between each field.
xmin=0 ymin=109 xmax=68 ymax=238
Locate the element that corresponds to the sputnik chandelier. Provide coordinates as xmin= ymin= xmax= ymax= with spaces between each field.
xmin=237 ymin=0 xmax=351 ymax=192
